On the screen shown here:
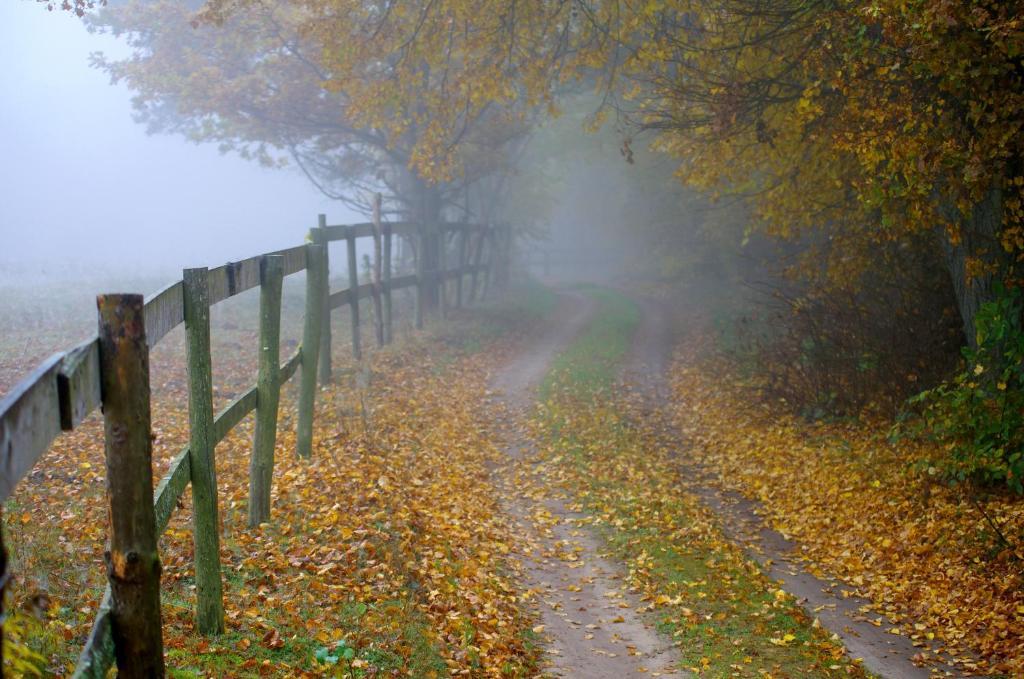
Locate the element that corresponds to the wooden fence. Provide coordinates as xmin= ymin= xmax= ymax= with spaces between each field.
xmin=0 ymin=211 xmax=510 ymax=677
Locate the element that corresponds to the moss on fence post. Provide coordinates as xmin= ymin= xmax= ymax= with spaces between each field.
xmin=314 ymin=217 xmax=332 ymax=385
xmin=249 ymin=255 xmax=283 ymax=527
xmin=297 ymin=243 xmax=327 ymax=458
xmin=182 ymin=267 xmax=225 ymax=636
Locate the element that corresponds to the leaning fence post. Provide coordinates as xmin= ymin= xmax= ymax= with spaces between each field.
xmin=315 ymin=216 xmax=332 ymax=384
xmin=371 ymin=194 xmax=385 ymax=347
xmin=182 ymin=267 xmax=225 ymax=636
xmin=346 ymin=225 xmax=362 ymax=360
xmin=415 ymin=223 xmax=425 ymax=330
xmin=249 ymin=255 xmax=283 ymax=527
xmin=97 ymin=294 xmax=165 ymax=678
xmin=297 ymin=243 xmax=326 ymax=459
xmin=383 ymin=221 xmax=393 ymax=344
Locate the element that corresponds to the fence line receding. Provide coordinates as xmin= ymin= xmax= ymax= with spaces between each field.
xmin=0 ymin=211 xmax=511 ymax=678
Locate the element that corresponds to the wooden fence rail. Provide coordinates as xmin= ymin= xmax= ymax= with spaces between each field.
xmin=0 ymin=211 xmax=511 ymax=677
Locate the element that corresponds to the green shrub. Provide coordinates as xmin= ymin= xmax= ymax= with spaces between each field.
xmin=905 ymin=284 xmax=1024 ymax=493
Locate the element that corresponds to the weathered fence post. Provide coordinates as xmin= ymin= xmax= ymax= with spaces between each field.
xmin=315 ymin=216 xmax=332 ymax=385
xmin=249 ymin=255 xmax=283 ymax=527
xmin=182 ymin=267 xmax=225 ymax=636
xmin=455 ymin=226 xmax=468 ymax=308
xmin=97 ymin=294 xmax=165 ymax=678
xmin=438 ymin=229 xmax=448 ymax=320
xmin=383 ymin=221 xmax=393 ymax=344
xmin=297 ymin=243 xmax=326 ymax=458
xmin=346 ymin=225 xmax=362 ymax=360
xmin=371 ymin=194 xmax=385 ymax=348
xmin=415 ymin=224 xmax=425 ymax=330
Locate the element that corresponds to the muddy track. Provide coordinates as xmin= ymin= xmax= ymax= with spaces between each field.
xmin=625 ymin=295 xmax=966 ymax=679
xmin=491 ymin=291 xmax=682 ymax=678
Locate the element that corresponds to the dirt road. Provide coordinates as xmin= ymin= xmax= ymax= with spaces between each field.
xmin=491 ymin=291 xmax=682 ymax=677
xmin=625 ymin=295 xmax=959 ymax=679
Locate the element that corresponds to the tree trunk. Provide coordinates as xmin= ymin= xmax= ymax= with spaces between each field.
xmin=403 ymin=172 xmax=443 ymax=309
xmin=938 ymin=186 xmax=1004 ymax=348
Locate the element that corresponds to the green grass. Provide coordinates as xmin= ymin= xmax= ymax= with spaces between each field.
xmin=540 ymin=287 xmax=640 ymax=399
xmin=535 ymin=286 xmax=869 ymax=678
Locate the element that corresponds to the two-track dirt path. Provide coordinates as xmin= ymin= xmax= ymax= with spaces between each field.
xmin=490 ymin=291 xmax=682 ymax=678
xmin=625 ymin=296 xmax=962 ymax=679
xmin=488 ymin=289 xmax=968 ymax=677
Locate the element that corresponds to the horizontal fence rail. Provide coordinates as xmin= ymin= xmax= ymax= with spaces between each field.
xmin=0 ymin=211 xmax=512 ymax=677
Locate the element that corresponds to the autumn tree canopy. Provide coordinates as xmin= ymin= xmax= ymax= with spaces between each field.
xmin=92 ymin=0 xmax=1023 ymax=339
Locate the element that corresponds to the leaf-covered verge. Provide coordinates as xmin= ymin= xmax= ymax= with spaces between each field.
xmin=670 ymin=336 xmax=1024 ymax=676
xmin=525 ymin=288 xmax=867 ymax=677
xmin=2 ymin=280 xmax=556 ymax=677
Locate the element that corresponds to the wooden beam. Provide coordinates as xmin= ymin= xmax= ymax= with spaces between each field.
xmin=383 ymin=221 xmax=393 ymax=344
xmin=0 ymin=352 xmax=64 ymax=502
xmin=249 ymin=255 xmax=283 ymax=527
xmin=58 ymin=337 xmax=101 ymax=430
xmin=314 ymin=219 xmax=332 ymax=384
xmin=371 ymin=194 xmax=385 ymax=347
xmin=296 ymin=244 xmax=326 ymax=458
xmin=212 ymin=385 xmax=259 ymax=443
xmin=279 ymin=349 xmax=302 ymax=385
xmin=153 ymin=448 xmax=192 ymax=535
xmin=346 ymin=226 xmax=362 ymax=360
xmin=72 ymin=587 xmax=114 ymax=678
xmin=182 ymin=268 xmax=225 ymax=636
xmin=144 ymin=281 xmax=184 ymax=350
xmin=97 ymin=293 xmax=164 ymax=678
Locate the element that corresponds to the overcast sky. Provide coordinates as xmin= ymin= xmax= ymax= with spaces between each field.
xmin=0 ymin=1 xmax=360 ymax=280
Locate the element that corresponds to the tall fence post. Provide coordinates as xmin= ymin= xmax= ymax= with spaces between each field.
xmin=182 ymin=267 xmax=225 ymax=636
xmin=415 ymin=224 xmax=425 ymax=329
xmin=438 ymin=228 xmax=448 ymax=320
xmin=97 ymin=294 xmax=165 ymax=678
xmin=371 ymin=194 xmax=385 ymax=347
xmin=315 ymin=216 xmax=332 ymax=385
xmin=297 ymin=243 xmax=326 ymax=458
xmin=383 ymin=221 xmax=393 ymax=344
xmin=346 ymin=226 xmax=362 ymax=360
xmin=249 ymin=255 xmax=283 ymax=527
xmin=455 ymin=226 xmax=468 ymax=308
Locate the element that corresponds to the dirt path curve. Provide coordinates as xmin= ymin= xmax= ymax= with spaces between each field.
xmin=490 ymin=291 xmax=682 ymax=678
xmin=626 ymin=296 xmax=961 ymax=679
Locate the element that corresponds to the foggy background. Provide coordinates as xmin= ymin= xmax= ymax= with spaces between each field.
xmin=0 ymin=0 xmax=359 ymax=282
